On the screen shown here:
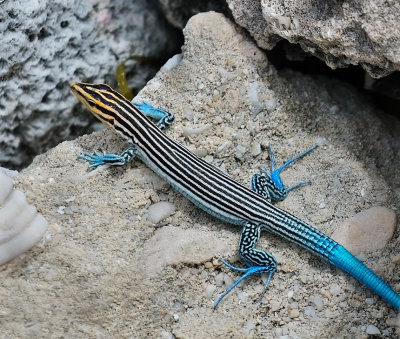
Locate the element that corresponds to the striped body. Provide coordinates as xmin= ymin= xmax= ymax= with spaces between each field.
xmin=71 ymin=82 xmax=400 ymax=309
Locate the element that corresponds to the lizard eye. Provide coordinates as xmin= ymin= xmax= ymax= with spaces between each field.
xmin=87 ymin=100 xmax=96 ymax=107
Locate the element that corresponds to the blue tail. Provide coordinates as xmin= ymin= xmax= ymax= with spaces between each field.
xmin=329 ymin=245 xmax=400 ymax=309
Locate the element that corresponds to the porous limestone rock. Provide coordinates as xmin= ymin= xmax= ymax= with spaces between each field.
xmin=0 ymin=0 xmax=179 ymax=169
xmin=227 ymin=0 xmax=400 ymax=78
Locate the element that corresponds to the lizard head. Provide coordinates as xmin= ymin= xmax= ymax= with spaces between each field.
xmin=70 ymin=82 xmax=119 ymax=128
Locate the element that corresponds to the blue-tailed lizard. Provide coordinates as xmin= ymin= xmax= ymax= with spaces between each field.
xmin=70 ymin=82 xmax=400 ymax=309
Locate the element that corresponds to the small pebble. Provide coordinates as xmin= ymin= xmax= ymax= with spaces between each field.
xmin=310 ymin=295 xmax=324 ymax=311
xmin=218 ymin=163 xmax=226 ymax=173
xmin=57 ymin=206 xmax=66 ymax=215
xmin=214 ymin=115 xmax=222 ymax=123
xmin=204 ymin=155 xmax=214 ymax=163
xmin=370 ymin=309 xmax=384 ymax=319
xmin=299 ymin=274 xmax=309 ymax=284
xmin=160 ymin=331 xmax=174 ymax=339
xmin=200 ymin=270 xmax=208 ymax=280
xmin=365 ymin=324 xmax=380 ymax=335
xmin=237 ymin=290 xmax=248 ymax=304
xmin=329 ymin=283 xmax=341 ymax=296
xmin=386 ymin=314 xmax=400 ymax=327
xmin=391 ymin=253 xmax=400 ymax=264
xmin=147 ymin=201 xmax=175 ymax=223
xmin=215 ymin=272 xmax=227 ymax=287
xmin=270 ymin=300 xmax=281 ymax=312
xmin=182 ymin=123 xmax=212 ymax=137
xmin=183 ymin=106 xmax=194 ymax=122
xmin=364 ymin=298 xmax=374 ymax=305
xmin=193 ymin=149 xmax=208 ymax=157
xmin=204 ymin=261 xmax=213 ymax=269
xmin=205 ymin=284 xmax=216 ymax=299
xmin=332 ymin=177 xmax=341 ymax=188
xmin=243 ymin=320 xmax=255 ymax=335
xmin=304 ymin=306 xmax=316 ymax=317
xmin=235 ymin=145 xmax=246 ymax=158
xmin=212 ymin=258 xmax=220 ymax=266
xmin=288 ymin=308 xmax=300 ymax=319
xmin=315 ymin=137 xmax=325 ymax=146
xmin=250 ymin=142 xmax=262 ymax=156
xmin=277 ymin=15 xmax=291 ymax=29
xmin=332 ymin=207 xmax=396 ymax=255
xmin=65 ymin=196 xmax=75 ymax=203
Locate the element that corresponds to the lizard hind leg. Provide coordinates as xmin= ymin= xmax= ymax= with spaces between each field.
xmin=251 ymin=144 xmax=317 ymax=202
xmin=214 ymin=222 xmax=277 ymax=308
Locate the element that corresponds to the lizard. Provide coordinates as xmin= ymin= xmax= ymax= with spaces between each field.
xmin=70 ymin=81 xmax=400 ymax=309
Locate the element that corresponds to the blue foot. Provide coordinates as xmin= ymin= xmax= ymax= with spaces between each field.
xmin=133 ymin=101 xmax=174 ymax=130
xmin=269 ymin=144 xmax=317 ymax=190
xmin=79 ymin=151 xmax=126 ymax=169
xmin=214 ymin=259 xmax=275 ymax=308
xmin=79 ymin=145 xmax=137 ymax=170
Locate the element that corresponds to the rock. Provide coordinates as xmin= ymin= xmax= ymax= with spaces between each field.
xmin=270 ymin=299 xmax=281 ymax=312
xmin=0 ymin=0 xmax=180 ymax=169
xmin=366 ymin=324 xmax=380 ymax=335
xmin=386 ymin=314 xmax=400 ymax=337
xmin=1 ymin=11 xmax=399 ymax=338
xmin=287 ymin=306 xmax=300 ymax=319
xmin=147 ymin=201 xmax=176 ymax=223
xmin=140 ymin=226 xmax=230 ymax=276
xmin=332 ymin=207 xmax=396 ymax=255
xmin=304 ymin=305 xmax=316 ymax=317
xmin=227 ymin=0 xmax=400 ymax=78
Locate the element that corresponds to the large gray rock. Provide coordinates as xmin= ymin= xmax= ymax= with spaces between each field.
xmin=2 ymin=12 xmax=399 ymax=338
xmin=0 ymin=0 xmax=179 ymax=169
xmin=227 ymin=0 xmax=400 ymax=78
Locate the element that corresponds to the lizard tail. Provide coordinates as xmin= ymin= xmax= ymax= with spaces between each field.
xmin=329 ymin=245 xmax=400 ymax=310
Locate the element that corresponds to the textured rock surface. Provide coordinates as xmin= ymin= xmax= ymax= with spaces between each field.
xmin=2 ymin=12 xmax=400 ymax=338
xmin=0 ymin=0 xmax=179 ymax=169
xmin=227 ymin=0 xmax=400 ymax=78
xmin=332 ymin=207 xmax=397 ymax=255
xmin=140 ymin=225 xmax=230 ymax=276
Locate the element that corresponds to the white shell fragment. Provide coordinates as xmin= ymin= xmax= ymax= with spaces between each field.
xmin=181 ymin=123 xmax=212 ymax=137
xmin=147 ymin=201 xmax=175 ymax=224
xmin=0 ymin=171 xmax=13 ymax=204
xmin=0 ymin=171 xmax=48 ymax=265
